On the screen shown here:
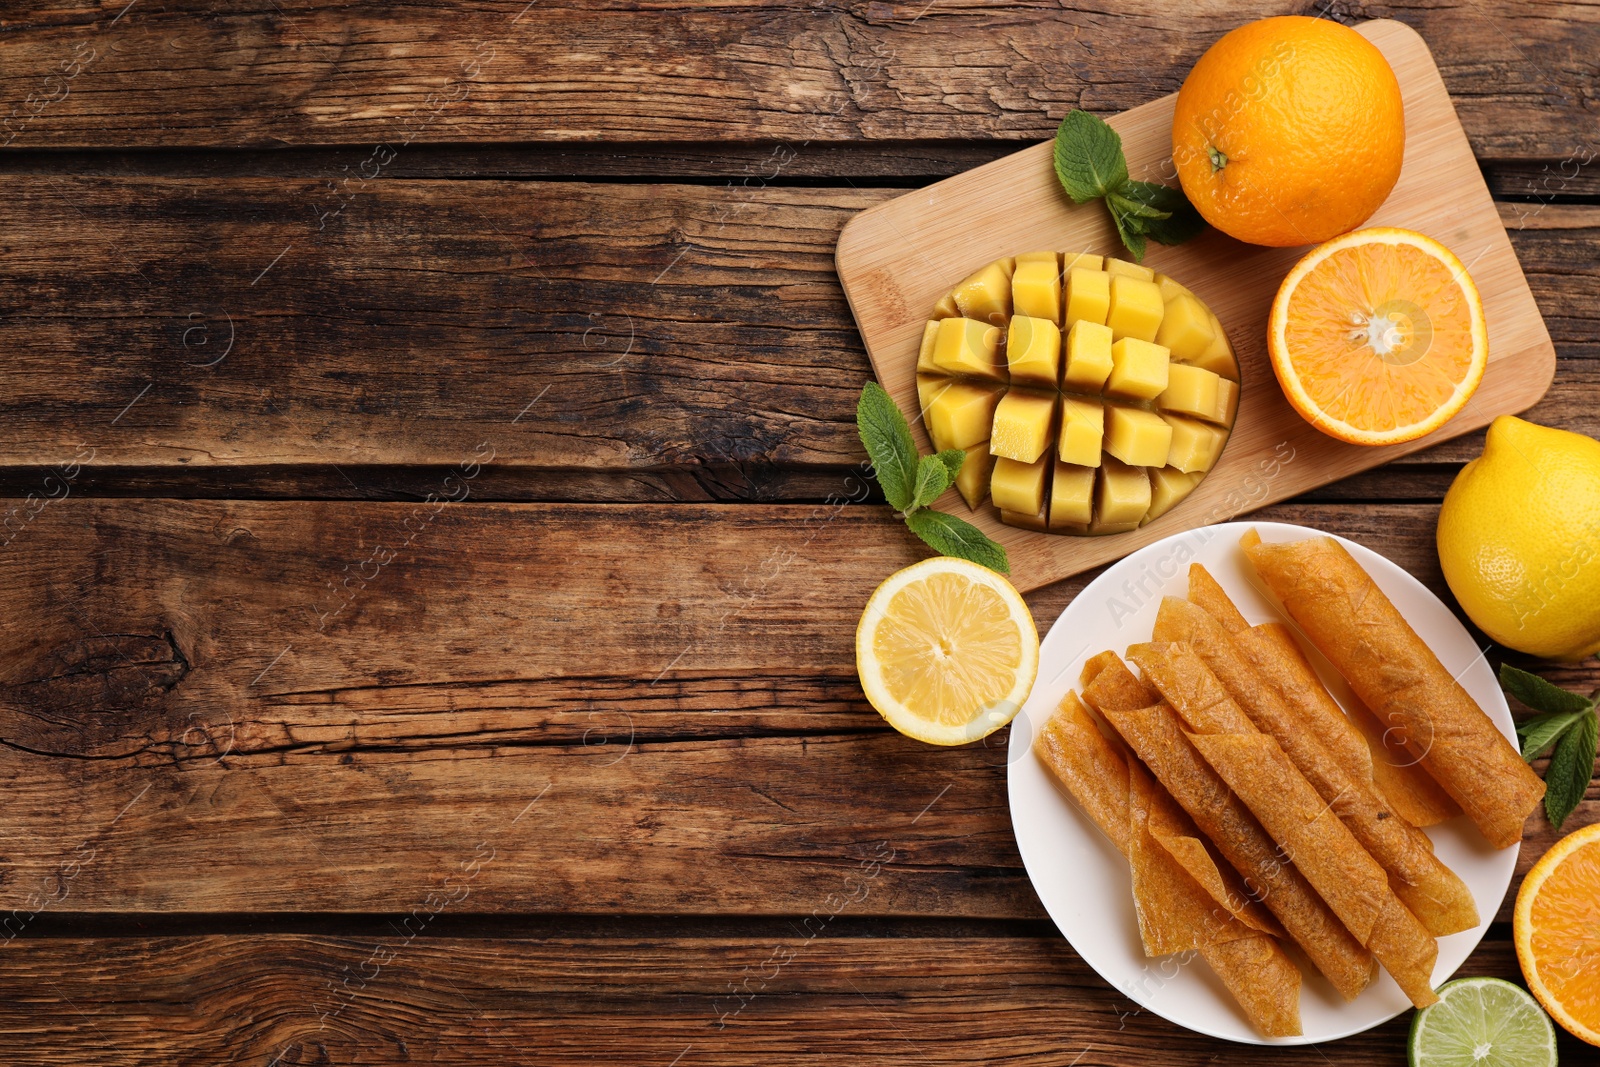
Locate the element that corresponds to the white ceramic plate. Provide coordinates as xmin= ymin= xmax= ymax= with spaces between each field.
xmin=1006 ymin=521 xmax=1518 ymax=1045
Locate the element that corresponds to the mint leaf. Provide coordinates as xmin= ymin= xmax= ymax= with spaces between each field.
xmin=1121 ymin=181 xmax=1208 ymax=245
xmin=1543 ymin=708 xmax=1597 ymax=830
xmin=911 ymin=452 xmax=958 ymax=509
xmin=1106 ymin=188 xmax=1170 ymax=221
xmin=1053 ymin=110 xmax=1128 ymax=203
xmin=1519 ymin=710 xmax=1588 ymax=761
xmin=905 ymin=508 xmax=1010 ymax=574
xmin=1051 ymin=109 xmax=1206 ymax=259
xmin=1109 ymin=203 xmax=1148 ymax=262
xmin=933 ymin=448 xmax=967 ymax=481
xmin=1501 ymin=664 xmax=1593 ymax=716
xmin=857 ymin=382 xmax=919 ymax=513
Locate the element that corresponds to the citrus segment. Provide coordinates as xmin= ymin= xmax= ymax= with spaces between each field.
xmin=1269 ymin=228 xmax=1487 ymax=445
xmin=1407 ymin=977 xmax=1558 ymax=1067
xmin=856 ymin=557 xmax=1038 ymax=745
xmin=1515 ymin=821 xmax=1600 ymax=1046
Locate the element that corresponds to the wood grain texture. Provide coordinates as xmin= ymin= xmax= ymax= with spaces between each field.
xmin=839 ymin=20 xmax=1556 ymax=590
xmin=0 ymin=176 xmax=1594 ymax=486
xmin=2 ymin=932 xmax=1594 ymax=1065
xmin=0 ymin=498 xmax=1588 ymax=919
xmin=0 ymin=2 xmax=1593 ymax=162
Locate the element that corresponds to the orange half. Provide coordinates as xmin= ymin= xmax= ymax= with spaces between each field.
xmin=1268 ymin=227 xmax=1488 ymax=446
xmin=1515 ymin=821 xmax=1600 ymax=1047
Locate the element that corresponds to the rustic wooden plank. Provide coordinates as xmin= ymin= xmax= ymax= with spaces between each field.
xmin=0 ymin=181 xmax=1594 ymax=481
xmin=0 ymin=499 xmax=1589 ymax=917
xmin=0 ymin=2 xmax=1594 ymax=164
xmin=1 ymin=932 xmax=1588 ymax=1065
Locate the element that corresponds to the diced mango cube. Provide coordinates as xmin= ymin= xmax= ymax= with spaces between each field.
xmin=1001 ymin=508 xmax=1050 ymax=532
xmin=1156 ymin=363 xmax=1222 ymax=419
xmin=916 ymin=319 xmax=940 ymax=373
xmin=953 ymin=442 xmax=996 ymax=510
xmin=952 ymin=260 xmax=1013 ymax=325
xmin=1057 ymin=396 xmax=1104 ymax=467
xmin=1012 ymin=261 xmax=1063 ymax=324
xmin=1105 ymin=403 xmax=1175 ymax=468
xmin=1062 ymin=319 xmax=1114 ymax=392
xmin=991 ymin=454 xmax=1050 ymax=515
xmin=1188 ymin=320 xmax=1239 ymax=380
xmin=925 ymin=380 xmax=1003 ymax=452
xmin=1105 ymin=258 xmax=1156 ymax=283
xmin=1105 ymin=337 xmax=1171 ymax=400
xmin=1208 ymin=377 xmax=1240 ymax=426
xmin=1106 ymin=276 xmax=1165 ymax=342
xmin=990 ymin=388 xmax=1057 ymax=464
xmin=931 ymin=292 xmax=960 ymax=319
xmin=1156 ymin=293 xmax=1216 ymax=363
xmin=1063 ymin=252 xmax=1104 ymax=273
xmin=1050 ymin=460 xmax=1095 ymax=529
xmin=1006 ymin=315 xmax=1062 ymax=387
xmin=1144 ymin=467 xmax=1199 ymax=525
xmin=1153 ymin=273 xmax=1193 ymax=303
xmin=1015 ymin=250 xmax=1059 ymax=267
xmin=916 ymin=373 xmax=948 ymax=417
xmin=1163 ymin=414 xmax=1230 ymax=473
xmin=932 ymin=317 xmax=1005 ymax=382
xmin=1064 ymin=268 xmax=1111 ymax=328
xmin=1096 ymin=457 xmax=1151 ymax=527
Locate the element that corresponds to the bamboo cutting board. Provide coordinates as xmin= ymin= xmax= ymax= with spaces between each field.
xmin=835 ymin=19 xmax=1554 ymax=593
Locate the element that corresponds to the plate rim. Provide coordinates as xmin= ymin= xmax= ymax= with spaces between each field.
xmin=1005 ymin=519 xmax=1518 ymax=1045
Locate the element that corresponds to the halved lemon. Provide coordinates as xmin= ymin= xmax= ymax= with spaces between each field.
xmin=1269 ymin=227 xmax=1488 ymax=446
xmin=1515 ymin=820 xmax=1600 ymax=1047
xmin=855 ymin=557 xmax=1038 ymax=745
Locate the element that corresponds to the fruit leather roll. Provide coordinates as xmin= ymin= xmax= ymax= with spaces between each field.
xmin=1188 ymin=731 xmax=1440 ymax=1008
xmin=1128 ymin=763 xmax=1302 ymax=1037
xmin=1242 ymin=532 xmax=1545 ymax=849
xmin=1084 ymin=663 xmax=1375 ymax=1001
xmin=1056 ymin=671 xmax=1280 ymax=940
xmin=1186 ymin=564 xmax=1460 ymax=827
xmin=1034 ymin=692 xmax=1302 ymax=1036
xmin=1146 ymin=599 xmax=1480 ymax=937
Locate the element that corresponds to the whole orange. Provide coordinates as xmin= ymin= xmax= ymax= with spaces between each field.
xmin=1171 ymin=16 xmax=1405 ymax=247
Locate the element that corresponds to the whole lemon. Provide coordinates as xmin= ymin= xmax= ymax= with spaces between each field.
xmin=1172 ymin=16 xmax=1405 ymax=247
xmin=1437 ymin=416 xmax=1600 ymax=661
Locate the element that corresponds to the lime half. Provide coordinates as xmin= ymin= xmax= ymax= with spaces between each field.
xmin=1409 ymin=977 xmax=1558 ymax=1067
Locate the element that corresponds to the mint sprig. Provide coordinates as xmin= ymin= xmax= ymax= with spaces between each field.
xmin=1052 ymin=110 xmax=1206 ymax=262
xmin=856 ymin=382 xmax=1009 ymax=575
xmin=1500 ymin=664 xmax=1598 ymax=830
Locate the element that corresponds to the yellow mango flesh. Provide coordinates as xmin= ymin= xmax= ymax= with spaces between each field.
xmin=1064 ymin=268 xmax=1111 ymax=328
xmin=1106 ymin=276 xmax=1164 ymax=342
xmin=912 ymin=252 xmax=1237 ymax=537
xmin=1145 ymin=466 xmax=1199 ymax=525
xmin=1058 ymin=396 xmax=1105 ymax=467
xmin=1007 ymin=315 xmax=1062 ymax=387
xmin=1096 ymin=457 xmax=1151 ymax=527
xmin=1105 ymin=337 xmax=1171 ymax=400
xmin=990 ymin=454 xmax=1050 ymax=515
xmin=1163 ymin=414 xmax=1229 ymax=473
xmin=1062 ymin=319 xmax=1114 ymax=392
xmin=989 ymin=388 xmax=1057 ymax=464
xmin=1156 ymin=362 xmax=1222 ymax=419
xmin=925 ymin=380 xmax=1003 ymax=452
xmin=1012 ymin=262 xmax=1063 ymax=324
xmin=931 ymin=317 xmax=1005 ymax=382
xmin=1105 ymin=403 xmax=1175 ymax=468
xmin=954 ymin=442 xmax=997 ymax=510
xmin=1049 ymin=460 xmax=1096 ymax=529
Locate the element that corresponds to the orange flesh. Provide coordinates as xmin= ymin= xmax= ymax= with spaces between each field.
xmin=1528 ymin=839 xmax=1600 ymax=1030
xmin=1283 ymin=243 xmax=1477 ymax=434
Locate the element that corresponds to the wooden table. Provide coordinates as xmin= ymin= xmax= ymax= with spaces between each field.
xmin=0 ymin=3 xmax=1594 ymax=1063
